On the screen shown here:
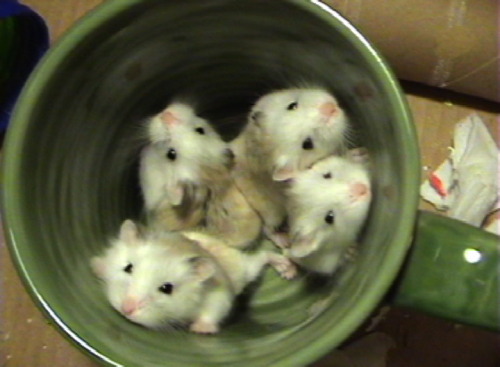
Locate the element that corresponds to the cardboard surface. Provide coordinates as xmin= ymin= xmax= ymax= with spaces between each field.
xmin=325 ymin=0 xmax=499 ymax=103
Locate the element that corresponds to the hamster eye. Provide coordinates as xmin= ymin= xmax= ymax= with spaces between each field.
xmin=287 ymin=102 xmax=298 ymax=110
xmin=123 ymin=263 xmax=133 ymax=274
xmin=323 ymin=172 xmax=332 ymax=179
xmin=195 ymin=127 xmax=205 ymax=135
xmin=324 ymin=210 xmax=335 ymax=225
xmin=158 ymin=283 xmax=174 ymax=295
xmin=302 ymin=137 xmax=314 ymax=150
xmin=166 ymin=148 xmax=177 ymax=161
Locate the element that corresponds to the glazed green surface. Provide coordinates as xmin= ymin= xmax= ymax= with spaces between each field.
xmin=3 ymin=0 xmax=420 ymax=366
xmin=395 ymin=211 xmax=500 ymax=330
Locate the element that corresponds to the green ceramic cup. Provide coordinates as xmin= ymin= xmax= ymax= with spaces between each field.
xmin=3 ymin=0 xmax=498 ymax=366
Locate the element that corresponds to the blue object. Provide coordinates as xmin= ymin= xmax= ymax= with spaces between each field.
xmin=0 ymin=0 xmax=49 ymax=132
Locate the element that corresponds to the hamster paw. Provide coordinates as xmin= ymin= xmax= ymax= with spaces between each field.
xmin=267 ymin=253 xmax=297 ymax=280
xmin=190 ymin=319 xmax=219 ymax=334
xmin=289 ymin=243 xmax=314 ymax=258
xmin=264 ymin=228 xmax=290 ymax=249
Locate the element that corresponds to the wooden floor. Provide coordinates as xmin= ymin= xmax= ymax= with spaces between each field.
xmin=2 ymin=1 xmax=499 ymax=366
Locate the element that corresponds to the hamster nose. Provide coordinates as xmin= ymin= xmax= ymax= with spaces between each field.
xmin=319 ymin=102 xmax=337 ymax=117
xmin=350 ymin=182 xmax=369 ymax=197
xmin=121 ymin=298 xmax=140 ymax=316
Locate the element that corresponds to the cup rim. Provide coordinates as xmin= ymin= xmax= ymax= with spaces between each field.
xmin=2 ymin=0 xmax=421 ymax=365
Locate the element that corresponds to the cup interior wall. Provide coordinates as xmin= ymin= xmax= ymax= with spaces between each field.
xmin=6 ymin=0 xmax=414 ymax=365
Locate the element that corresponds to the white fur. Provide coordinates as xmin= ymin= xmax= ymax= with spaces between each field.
xmin=231 ymin=88 xmax=349 ymax=246
xmin=142 ymin=103 xmax=260 ymax=246
xmin=285 ymin=155 xmax=371 ymax=274
xmin=139 ymin=102 xmax=229 ymax=229
xmin=248 ymin=88 xmax=348 ymax=180
xmin=91 ymin=221 xmax=219 ymax=329
xmin=91 ymin=220 xmax=296 ymax=333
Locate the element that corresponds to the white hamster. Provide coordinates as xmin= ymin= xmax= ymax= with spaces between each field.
xmin=139 ymin=102 xmax=231 ymax=230
xmin=91 ymin=220 xmax=296 ymax=334
xmin=246 ymin=87 xmax=349 ymax=181
xmin=285 ymin=154 xmax=371 ymax=275
xmin=231 ymin=88 xmax=349 ymax=247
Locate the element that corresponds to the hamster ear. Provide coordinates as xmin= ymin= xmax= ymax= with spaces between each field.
xmin=160 ymin=110 xmax=180 ymax=126
xmin=272 ymin=158 xmax=297 ymax=182
xmin=224 ymin=148 xmax=235 ymax=169
xmin=119 ymin=219 xmax=139 ymax=243
xmin=224 ymin=148 xmax=235 ymax=161
xmin=189 ymin=256 xmax=215 ymax=282
xmin=90 ymin=256 xmax=106 ymax=279
xmin=165 ymin=182 xmax=184 ymax=206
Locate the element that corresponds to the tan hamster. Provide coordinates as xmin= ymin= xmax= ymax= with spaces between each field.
xmin=231 ymin=88 xmax=349 ymax=247
xmin=203 ymin=160 xmax=262 ymax=249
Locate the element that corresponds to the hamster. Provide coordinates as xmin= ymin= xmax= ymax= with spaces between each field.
xmin=140 ymin=145 xmax=207 ymax=230
xmin=139 ymin=102 xmax=230 ymax=230
xmin=229 ymin=163 xmax=289 ymax=248
xmin=284 ymin=155 xmax=372 ymax=275
xmin=91 ymin=220 xmax=296 ymax=334
xmin=231 ymin=88 xmax=349 ymax=247
xmin=204 ymin=175 xmax=262 ymax=249
xmin=244 ymin=87 xmax=349 ymax=181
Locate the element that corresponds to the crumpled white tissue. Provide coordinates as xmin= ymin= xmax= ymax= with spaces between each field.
xmin=420 ymin=114 xmax=499 ymax=231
